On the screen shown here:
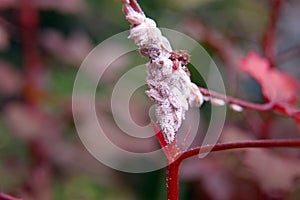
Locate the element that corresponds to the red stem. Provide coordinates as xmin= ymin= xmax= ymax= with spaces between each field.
xmin=199 ymin=87 xmax=300 ymax=119
xmin=20 ymin=0 xmax=52 ymax=199
xmin=127 ymin=0 xmax=144 ymax=14
xmin=122 ymin=0 xmax=144 ymax=16
xmin=0 ymin=193 xmax=21 ymax=200
xmin=262 ymin=0 xmax=285 ymax=67
xmin=167 ymin=160 xmax=180 ymax=200
xmin=199 ymin=87 xmax=274 ymax=111
xmin=20 ymin=0 xmax=44 ymax=107
xmin=166 ymin=138 xmax=300 ymax=200
xmin=178 ymin=139 xmax=300 ymax=163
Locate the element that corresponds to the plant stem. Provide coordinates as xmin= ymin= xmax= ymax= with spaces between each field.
xmin=20 ymin=0 xmax=44 ymax=107
xmin=20 ymin=1 xmax=52 ymax=199
xmin=167 ymin=159 xmax=180 ymax=200
xmin=262 ymin=0 xmax=285 ymax=67
xmin=199 ymin=87 xmax=274 ymax=111
xmin=199 ymin=87 xmax=300 ymax=119
xmin=178 ymin=139 xmax=300 ymax=162
xmin=166 ymin=138 xmax=300 ymax=200
xmin=0 ymin=193 xmax=21 ymax=200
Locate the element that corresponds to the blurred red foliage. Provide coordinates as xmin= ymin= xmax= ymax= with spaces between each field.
xmin=240 ymin=51 xmax=298 ymax=104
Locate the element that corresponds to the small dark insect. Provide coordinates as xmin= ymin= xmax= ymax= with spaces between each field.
xmin=169 ymin=50 xmax=191 ymax=76
xmin=172 ymin=60 xmax=180 ymax=70
xmin=169 ymin=50 xmax=190 ymax=66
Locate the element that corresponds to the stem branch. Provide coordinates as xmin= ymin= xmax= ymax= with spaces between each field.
xmin=199 ymin=87 xmax=300 ymax=119
xmin=199 ymin=87 xmax=274 ymax=111
xmin=178 ymin=139 xmax=300 ymax=162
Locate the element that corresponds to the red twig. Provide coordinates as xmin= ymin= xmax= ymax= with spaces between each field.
xmin=166 ymin=160 xmax=180 ymax=200
xmin=0 ymin=193 xmax=22 ymax=200
xmin=199 ymin=87 xmax=274 ymax=111
xmin=20 ymin=0 xmax=44 ymax=107
xmin=177 ymin=139 xmax=300 ymax=163
xmin=20 ymin=0 xmax=52 ymax=199
xmin=153 ymin=120 xmax=168 ymax=148
xmin=127 ymin=0 xmax=144 ymax=14
xmin=199 ymin=87 xmax=300 ymax=119
xmin=262 ymin=0 xmax=285 ymax=67
xmin=122 ymin=0 xmax=144 ymax=16
xmin=165 ymin=138 xmax=300 ymax=200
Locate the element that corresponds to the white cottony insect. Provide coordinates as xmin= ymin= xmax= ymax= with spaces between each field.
xmin=210 ymin=98 xmax=226 ymax=106
xmin=230 ymin=104 xmax=243 ymax=112
xmin=203 ymin=95 xmax=211 ymax=101
xmin=123 ymin=1 xmax=204 ymax=143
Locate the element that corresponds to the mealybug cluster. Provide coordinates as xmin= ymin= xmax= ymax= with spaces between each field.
xmin=169 ymin=50 xmax=191 ymax=76
xmin=169 ymin=50 xmax=190 ymax=65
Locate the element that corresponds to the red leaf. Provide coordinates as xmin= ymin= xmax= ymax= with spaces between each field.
xmin=240 ymin=51 xmax=298 ymax=104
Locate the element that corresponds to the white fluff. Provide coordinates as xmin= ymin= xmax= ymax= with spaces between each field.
xmin=124 ymin=3 xmax=203 ymax=143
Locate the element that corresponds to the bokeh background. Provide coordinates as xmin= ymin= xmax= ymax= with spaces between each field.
xmin=1 ymin=0 xmax=300 ymax=199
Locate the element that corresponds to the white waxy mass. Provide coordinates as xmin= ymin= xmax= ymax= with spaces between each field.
xmin=123 ymin=2 xmax=203 ymax=143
